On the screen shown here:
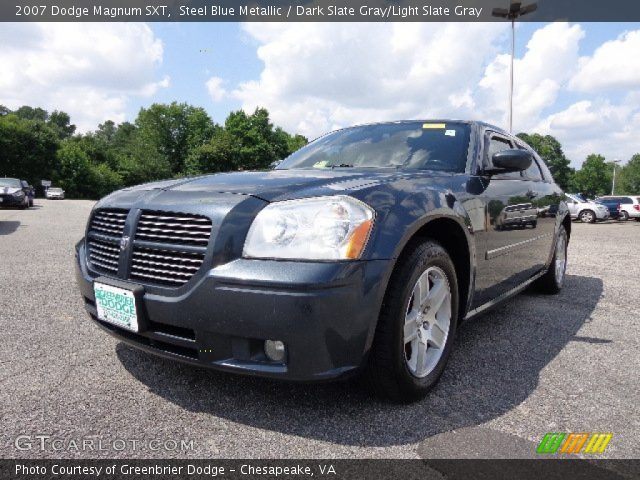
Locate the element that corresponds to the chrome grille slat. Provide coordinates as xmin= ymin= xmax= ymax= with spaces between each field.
xmin=89 ymin=253 xmax=119 ymax=266
xmin=88 ymin=208 xmax=128 ymax=237
xmin=133 ymin=250 xmax=202 ymax=264
xmin=86 ymin=209 xmax=128 ymax=275
xmin=140 ymin=214 xmax=210 ymax=223
xmin=131 ymin=211 xmax=211 ymax=287
xmin=136 ymin=226 xmax=210 ymax=236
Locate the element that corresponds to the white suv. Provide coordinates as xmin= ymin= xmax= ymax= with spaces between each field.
xmin=597 ymin=195 xmax=640 ymax=221
xmin=565 ymin=193 xmax=610 ymax=223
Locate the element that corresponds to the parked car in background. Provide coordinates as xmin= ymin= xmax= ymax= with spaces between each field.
xmin=46 ymin=187 xmax=65 ymax=200
xmin=594 ymin=196 xmax=621 ymax=220
xmin=21 ymin=180 xmax=35 ymax=207
xmin=565 ymin=193 xmax=609 ymax=223
xmin=494 ymin=203 xmax=538 ymax=230
xmin=596 ymin=195 xmax=640 ymax=221
xmin=0 ymin=177 xmax=31 ymax=209
xmin=75 ymin=120 xmax=571 ymax=402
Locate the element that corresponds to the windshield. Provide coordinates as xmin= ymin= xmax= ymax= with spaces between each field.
xmin=49 ymin=188 xmax=63 ymax=193
xmin=276 ymin=122 xmax=471 ymax=173
xmin=0 ymin=178 xmax=21 ymax=188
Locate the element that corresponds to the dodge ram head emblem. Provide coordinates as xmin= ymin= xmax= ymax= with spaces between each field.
xmin=119 ymin=235 xmax=130 ymax=251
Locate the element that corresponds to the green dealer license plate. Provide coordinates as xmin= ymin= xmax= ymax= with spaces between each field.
xmin=94 ymin=282 xmax=139 ymax=332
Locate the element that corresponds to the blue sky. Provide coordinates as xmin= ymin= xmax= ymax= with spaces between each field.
xmin=2 ymin=22 xmax=639 ymax=167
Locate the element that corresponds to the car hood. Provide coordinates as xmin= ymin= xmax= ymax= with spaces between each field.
xmin=0 ymin=187 xmax=21 ymax=195
xmin=116 ymin=169 xmax=421 ymax=203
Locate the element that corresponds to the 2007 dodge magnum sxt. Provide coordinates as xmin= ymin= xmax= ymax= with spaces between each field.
xmin=75 ymin=120 xmax=570 ymax=401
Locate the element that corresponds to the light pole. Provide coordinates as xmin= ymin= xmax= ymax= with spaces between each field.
xmin=611 ymin=159 xmax=621 ymax=195
xmin=492 ymin=1 xmax=538 ymax=133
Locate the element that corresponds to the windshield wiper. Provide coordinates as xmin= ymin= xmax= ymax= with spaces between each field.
xmin=330 ymin=163 xmax=353 ymax=169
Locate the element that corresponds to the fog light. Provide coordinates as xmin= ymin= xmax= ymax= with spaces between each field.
xmin=264 ymin=340 xmax=286 ymax=362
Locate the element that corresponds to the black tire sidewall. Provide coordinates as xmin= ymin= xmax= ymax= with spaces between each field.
xmin=387 ymin=242 xmax=459 ymax=397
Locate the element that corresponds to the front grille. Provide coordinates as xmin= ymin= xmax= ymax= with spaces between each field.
xmin=130 ymin=247 xmax=206 ymax=287
xmin=135 ymin=211 xmax=212 ymax=246
xmin=86 ymin=208 xmax=211 ymax=288
xmin=89 ymin=208 xmax=127 ymax=236
xmin=87 ymin=238 xmax=120 ymax=274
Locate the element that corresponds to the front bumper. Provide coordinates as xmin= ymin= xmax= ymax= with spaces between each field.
xmin=0 ymin=194 xmax=25 ymax=206
xmin=75 ymin=240 xmax=389 ymax=381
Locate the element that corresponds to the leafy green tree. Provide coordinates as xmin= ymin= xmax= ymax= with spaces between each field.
xmin=14 ymin=105 xmax=48 ymax=122
xmin=135 ymin=102 xmax=214 ymax=175
xmin=617 ymin=154 xmax=640 ymax=194
xmin=0 ymin=113 xmax=59 ymax=183
xmin=184 ymin=129 xmax=236 ymax=174
xmin=55 ymin=141 xmax=122 ymax=199
xmin=517 ymin=132 xmax=574 ymax=190
xmin=571 ymin=154 xmax=612 ymax=197
xmin=48 ymin=110 xmax=76 ymax=139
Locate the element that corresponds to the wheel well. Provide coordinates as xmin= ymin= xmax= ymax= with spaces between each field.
xmin=397 ymin=217 xmax=471 ymax=321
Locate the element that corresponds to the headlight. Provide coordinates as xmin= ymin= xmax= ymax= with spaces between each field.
xmin=243 ymin=196 xmax=375 ymax=260
xmin=12 ymin=191 xmax=25 ymax=198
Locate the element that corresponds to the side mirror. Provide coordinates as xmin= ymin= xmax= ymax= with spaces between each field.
xmin=488 ymin=149 xmax=533 ymax=173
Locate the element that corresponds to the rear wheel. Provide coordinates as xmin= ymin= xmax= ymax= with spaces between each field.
xmin=579 ymin=210 xmax=595 ymax=223
xmin=534 ymin=224 xmax=568 ymax=294
xmin=365 ymin=240 xmax=458 ymax=402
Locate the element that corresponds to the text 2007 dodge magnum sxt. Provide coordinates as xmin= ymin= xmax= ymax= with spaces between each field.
xmin=75 ymin=121 xmax=570 ymax=402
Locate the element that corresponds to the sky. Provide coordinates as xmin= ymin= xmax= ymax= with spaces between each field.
xmin=1 ymin=21 xmax=639 ymax=168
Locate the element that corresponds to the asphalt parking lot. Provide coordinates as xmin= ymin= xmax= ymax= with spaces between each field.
xmin=1 ymin=200 xmax=638 ymax=460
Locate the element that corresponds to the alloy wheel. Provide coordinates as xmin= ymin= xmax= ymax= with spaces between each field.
xmin=403 ymin=266 xmax=452 ymax=378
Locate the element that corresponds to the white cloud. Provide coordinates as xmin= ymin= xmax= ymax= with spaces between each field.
xmin=569 ymin=30 xmax=640 ymax=92
xmin=0 ymin=23 xmax=168 ymax=131
xmin=534 ymin=96 xmax=640 ymax=165
xmin=206 ymin=76 xmax=227 ymax=102
xmin=232 ymin=22 xmax=507 ymax=139
xmin=478 ymin=22 xmax=584 ymax=130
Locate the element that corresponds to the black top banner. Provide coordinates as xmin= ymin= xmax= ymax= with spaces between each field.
xmin=3 ymin=0 xmax=640 ymax=22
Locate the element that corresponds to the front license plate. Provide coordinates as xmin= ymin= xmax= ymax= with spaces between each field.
xmin=94 ymin=282 xmax=139 ymax=332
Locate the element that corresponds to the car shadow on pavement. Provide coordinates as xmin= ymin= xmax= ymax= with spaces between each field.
xmin=116 ymin=274 xmax=603 ymax=447
xmin=0 ymin=220 xmax=20 ymax=235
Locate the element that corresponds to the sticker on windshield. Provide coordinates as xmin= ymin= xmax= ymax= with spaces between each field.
xmin=313 ymin=160 xmax=329 ymax=168
xmin=423 ymin=123 xmax=446 ymax=129
xmin=445 ymin=129 xmax=456 ymax=136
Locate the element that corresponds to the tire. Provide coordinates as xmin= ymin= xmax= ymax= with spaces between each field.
xmin=579 ymin=210 xmax=595 ymax=223
xmin=534 ymin=224 xmax=568 ymax=294
xmin=365 ymin=240 xmax=458 ymax=403
xmin=620 ymin=211 xmax=629 ymax=221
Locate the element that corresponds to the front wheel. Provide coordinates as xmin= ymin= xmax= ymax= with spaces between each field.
xmin=534 ymin=224 xmax=568 ymax=294
xmin=579 ymin=210 xmax=595 ymax=223
xmin=620 ymin=211 xmax=629 ymax=221
xmin=365 ymin=240 xmax=458 ymax=402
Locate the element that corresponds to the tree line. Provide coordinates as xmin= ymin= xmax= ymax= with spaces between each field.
xmin=0 ymin=103 xmax=307 ymax=199
xmin=1 ymin=103 xmax=638 ymax=199
xmin=517 ymin=133 xmax=639 ymax=197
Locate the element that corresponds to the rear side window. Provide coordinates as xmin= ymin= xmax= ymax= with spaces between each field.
xmin=620 ymin=197 xmax=633 ymax=204
xmin=521 ymin=156 xmax=543 ymax=181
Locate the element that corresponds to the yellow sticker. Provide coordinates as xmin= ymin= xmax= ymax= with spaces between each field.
xmin=313 ymin=160 xmax=329 ymax=168
xmin=423 ymin=123 xmax=446 ymax=129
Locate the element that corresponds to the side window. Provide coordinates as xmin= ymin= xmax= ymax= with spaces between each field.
xmin=488 ymin=136 xmax=512 ymax=159
xmin=521 ymin=156 xmax=543 ymax=181
xmin=620 ymin=197 xmax=633 ymax=204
